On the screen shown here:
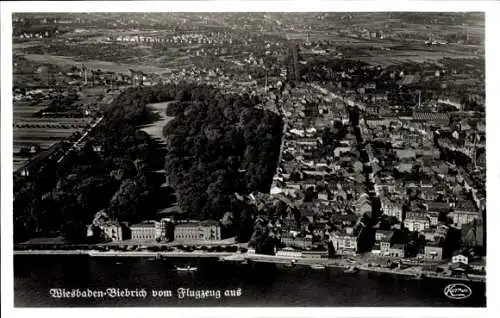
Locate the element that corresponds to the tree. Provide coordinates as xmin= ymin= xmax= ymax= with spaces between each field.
xmin=327 ymin=240 xmax=336 ymax=258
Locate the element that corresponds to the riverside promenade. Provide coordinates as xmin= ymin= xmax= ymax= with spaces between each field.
xmin=221 ymin=253 xmax=486 ymax=283
xmin=14 ymin=249 xmax=485 ymax=283
xmin=14 ymin=250 xmax=232 ymax=258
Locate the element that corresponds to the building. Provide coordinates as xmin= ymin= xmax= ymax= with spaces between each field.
xmin=421 ymin=228 xmax=437 ymax=242
xmin=395 ymin=149 xmax=416 ymax=160
xmin=354 ymin=193 xmax=372 ymax=216
xmin=424 ymin=243 xmax=443 ymax=261
xmin=87 ymin=220 xmax=123 ymax=242
xmin=282 ymin=234 xmax=313 ymax=250
xmin=329 ymin=231 xmax=357 ymax=255
xmin=427 ymin=211 xmax=440 ymax=226
xmin=282 ymin=216 xmax=299 ymax=231
xmin=380 ymin=239 xmax=391 ymax=255
xmin=159 ymin=217 xmax=175 ymax=241
xmin=381 ymin=198 xmax=404 ymax=221
xmin=302 ymin=250 xmax=328 ymax=259
xmin=101 ymin=221 xmax=123 ymax=241
xmin=434 ymin=223 xmax=449 ymax=240
xmin=452 ymin=254 xmax=469 ymax=265
xmin=426 ymin=201 xmax=451 ymax=224
xmin=276 ymin=248 xmax=303 ymax=258
xmin=404 ymin=214 xmax=430 ymax=232
xmin=453 ymin=200 xmax=480 ymax=229
xmin=388 ymin=244 xmax=406 ymax=258
xmin=412 ymin=112 xmax=450 ymax=125
xmin=174 ymin=221 xmax=221 ymax=241
xmin=375 ymin=230 xmax=394 ymax=243
xmin=130 ymin=221 xmax=161 ymax=241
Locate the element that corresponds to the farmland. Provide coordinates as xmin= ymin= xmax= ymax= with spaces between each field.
xmin=12 ymin=86 xmax=108 ymax=171
xmin=13 ymin=102 xmax=46 ymax=120
xmin=20 ymin=53 xmax=173 ymax=75
xmin=13 ymin=102 xmax=92 ymax=170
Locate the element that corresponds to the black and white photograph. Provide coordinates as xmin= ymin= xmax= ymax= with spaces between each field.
xmin=1 ymin=0 xmax=499 ymax=316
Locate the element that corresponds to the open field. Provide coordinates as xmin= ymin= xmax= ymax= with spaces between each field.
xmin=13 ymin=128 xmax=75 ymax=168
xmin=14 ymin=128 xmax=78 ymax=138
xmin=13 ymin=95 xmax=93 ymax=171
xmin=358 ymin=53 xmax=481 ymax=67
xmin=14 ymin=117 xmax=92 ymax=124
xmin=14 ymin=106 xmax=47 ymax=120
xmin=21 ymin=53 xmax=173 ymax=75
xmin=13 ymin=140 xmax=59 ymax=151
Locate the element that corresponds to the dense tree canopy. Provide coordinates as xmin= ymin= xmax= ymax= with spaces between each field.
xmin=162 ymin=86 xmax=284 ymax=240
xmin=14 ymin=84 xmax=183 ymax=242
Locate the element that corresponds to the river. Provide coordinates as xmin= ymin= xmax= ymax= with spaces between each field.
xmin=14 ymin=255 xmax=486 ymax=307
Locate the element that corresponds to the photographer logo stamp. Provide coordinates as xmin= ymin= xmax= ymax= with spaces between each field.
xmin=443 ymin=284 xmax=472 ymax=300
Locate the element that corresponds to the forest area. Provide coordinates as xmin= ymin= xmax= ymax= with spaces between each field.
xmin=163 ymin=85 xmax=284 ymax=241
xmin=13 ymin=83 xmax=283 ymax=244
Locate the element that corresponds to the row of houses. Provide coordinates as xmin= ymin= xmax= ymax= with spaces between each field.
xmin=111 ymin=32 xmax=236 ymax=46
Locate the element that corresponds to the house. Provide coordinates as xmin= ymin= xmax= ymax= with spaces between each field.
xmin=452 ymin=254 xmax=469 ymax=265
xmin=364 ymin=82 xmax=377 ymax=90
xmin=388 ymin=244 xmax=406 ymax=258
xmin=366 ymin=119 xmax=392 ymax=128
xmin=380 ymin=239 xmax=391 ymax=255
xmin=381 ymin=198 xmax=404 ymax=221
xmin=365 ymin=106 xmax=380 ymax=116
xmin=421 ymin=228 xmax=437 ymax=242
xmin=331 ymin=213 xmax=358 ymax=226
xmin=101 ymin=221 xmax=123 ymax=241
xmin=353 ymin=161 xmax=363 ymax=173
xmin=453 ymin=200 xmax=480 ymax=228
xmin=426 ymin=201 xmax=451 ymax=215
xmin=334 ymin=146 xmax=351 ymax=158
xmin=329 ymin=231 xmax=357 ymax=255
xmin=461 ymin=219 xmax=484 ymax=248
xmin=404 ymin=214 xmax=430 ymax=232
xmin=318 ymin=191 xmax=329 ymax=201
xmin=282 ymin=216 xmax=299 ymax=231
xmin=417 ymin=148 xmax=440 ymax=160
xmin=412 ymin=112 xmax=450 ymax=125
xmin=434 ymin=223 xmax=449 ymax=240
xmin=419 ymin=179 xmax=434 ymax=189
xmin=427 ymin=211 xmax=440 ymax=226
xmin=354 ymin=193 xmax=372 ymax=216
xmin=395 ymin=149 xmax=416 ymax=160
xmin=282 ymin=234 xmax=313 ymax=250
xmin=424 ymin=243 xmax=443 ymax=261
xmin=87 ymin=220 xmax=123 ymax=241
xmin=174 ymin=220 xmax=221 ymax=241
xmin=396 ymin=162 xmax=413 ymax=173
xmin=450 ymin=262 xmax=470 ymax=275
xmin=375 ymin=230 xmax=394 ymax=243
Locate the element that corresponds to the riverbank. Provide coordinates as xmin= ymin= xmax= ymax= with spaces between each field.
xmin=222 ymin=253 xmax=486 ymax=283
xmin=356 ymin=264 xmax=485 ymax=283
xmin=14 ymin=250 xmax=232 ymax=258
xmin=14 ymin=249 xmax=486 ymax=283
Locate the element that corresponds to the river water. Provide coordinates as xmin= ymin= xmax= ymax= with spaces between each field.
xmin=14 ymin=255 xmax=486 ymax=307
